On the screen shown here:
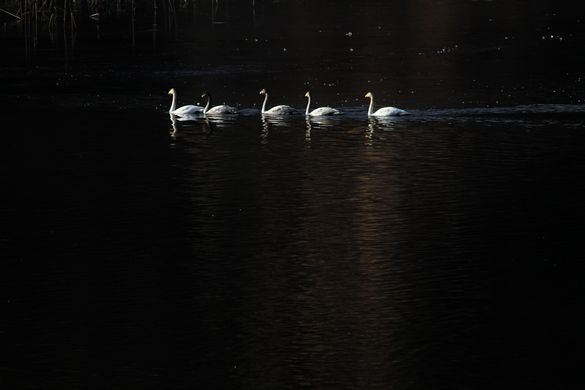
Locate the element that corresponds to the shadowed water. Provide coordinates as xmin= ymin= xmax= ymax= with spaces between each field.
xmin=6 ymin=107 xmax=585 ymax=389
xmin=3 ymin=0 xmax=585 ymax=389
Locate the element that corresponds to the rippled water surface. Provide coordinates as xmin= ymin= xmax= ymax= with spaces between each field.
xmin=7 ymin=107 xmax=584 ymax=389
xmin=4 ymin=0 xmax=585 ymax=389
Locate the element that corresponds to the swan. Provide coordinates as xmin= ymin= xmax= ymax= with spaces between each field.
xmin=304 ymin=91 xmax=342 ymax=116
xmin=201 ymin=91 xmax=238 ymax=115
xmin=259 ymin=89 xmax=296 ymax=115
xmin=168 ymin=88 xmax=204 ymax=116
xmin=365 ymin=92 xmax=408 ymax=116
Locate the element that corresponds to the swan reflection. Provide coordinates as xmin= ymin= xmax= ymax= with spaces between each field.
xmin=365 ymin=120 xmax=374 ymax=146
xmin=260 ymin=116 xmax=269 ymax=143
xmin=205 ymin=114 xmax=238 ymax=128
xmin=368 ymin=116 xmax=399 ymax=131
xmin=169 ymin=114 xmax=178 ymax=137
xmin=261 ymin=113 xmax=295 ymax=128
xmin=169 ymin=113 xmax=215 ymax=137
xmin=261 ymin=114 xmax=298 ymax=144
xmin=364 ymin=117 xmax=405 ymax=145
xmin=202 ymin=117 xmax=217 ymax=134
xmin=304 ymin=115 xmax=344 ymax=144
xmin=305 ymin=115 xmax=340 ymax=128
xmin=305 ymin=118 xmax=312 ymax=144
xmin=175 ymin=113 xmax=203 ymax=122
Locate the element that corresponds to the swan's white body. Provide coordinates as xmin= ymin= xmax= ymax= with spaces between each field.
xmin=172 ymin=105 xmax=204 ymax=116
xmin=265 ymin=105 xmax=295 ymax=115
xmin=206 ymin=105 xmax=238 ymax=115
xmin=304 ymin=91 xmax=342 ymax=116
xmin=365 ymin=92 xmax=408 ymax=117
xmin=308 ymin=106 xmax=341 ymax=116
xmin=168 ymin=88 xmax=204 ymax=116
xmin=259 ymin=89 xmax=296 ymax=115
xmin=201 ymin=92 xmax=238 ymax=115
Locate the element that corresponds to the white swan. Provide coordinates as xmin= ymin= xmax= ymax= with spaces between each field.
xmin=259 ymin=88 xmax=296 ymax=115
xmin=304 ymin=91 xmax=342 ymax=116
xmin=168 ymin=88 xmax=204 ymax=116
xmin=201 ymin=91 xmax=238 ymax=115
xmin=365 ymin=92 xmax=408 ymax=116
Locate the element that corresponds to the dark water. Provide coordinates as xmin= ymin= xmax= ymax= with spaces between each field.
xmin=3 ymin=1 xmax=585 ymax=389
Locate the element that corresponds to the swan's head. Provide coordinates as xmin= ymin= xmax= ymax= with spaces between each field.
xmin=201 ymin=91 xmax=210 ymax=98
xmin=259 ymin=88 xmax=267 ymax=95
xmin=304 ymin=91 xmax=311 ymax=98
xmin=365 ymin=92 xmax=373 ymax=98
xmin=168 ymin=88 xmax=176 ymax=95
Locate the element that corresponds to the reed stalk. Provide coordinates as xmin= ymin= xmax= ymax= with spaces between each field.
xmin=152 ymin=0 xmax=157 ymax=50
xmin=2 ymin=0 xmax=215 ymax=65
xmin=63 ymin=0 xmax=68 ymax=71
xmin=131 ymin=0 xmax=135 ymax=48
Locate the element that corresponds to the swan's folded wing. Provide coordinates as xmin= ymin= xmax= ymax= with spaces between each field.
xmin=207 ymin=105 xmax=239 ymax=115
xmin=310 ymin=107 xmax=342 ymax=116
xmin=173 ymin=105 xmax=204 ymax=116
xmin=373 ymin=107 xmax=408 ymax=116
xmin=266 ymin=105 xmax=296 ymax=115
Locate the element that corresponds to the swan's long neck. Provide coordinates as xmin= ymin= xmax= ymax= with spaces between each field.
xmin=203 ymin=95 xmax=211 ymax=114
xmin=169 ymin=92 xmax=177 ymax=113
xmin=368 ymin=95 xmax=374 ymax=116
xmin=261 ymin=93 xmax=268 ymax=114
xmin=305 ymin=95 xmax=311 ymax=116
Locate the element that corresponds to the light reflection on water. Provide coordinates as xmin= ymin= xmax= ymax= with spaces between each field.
xmin=6 ymin=106 xmax=585 ymax=388
xmin=162 ymin=110 xmax=584 ymax=389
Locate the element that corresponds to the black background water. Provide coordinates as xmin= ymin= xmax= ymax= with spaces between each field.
xmin=3 ymin=1 xmax=585 ymax=389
